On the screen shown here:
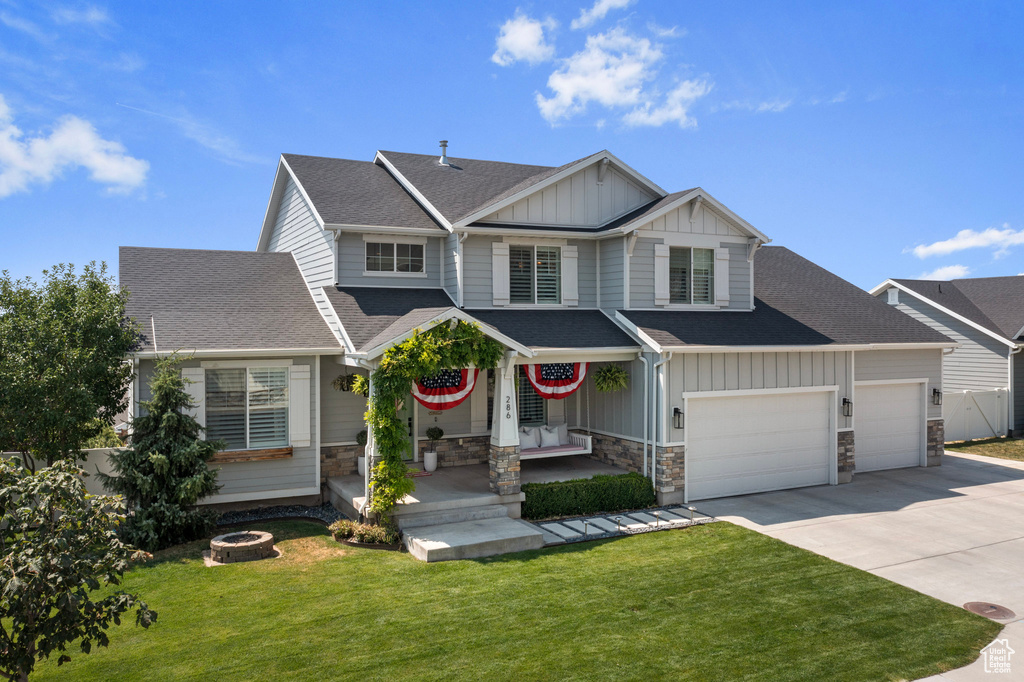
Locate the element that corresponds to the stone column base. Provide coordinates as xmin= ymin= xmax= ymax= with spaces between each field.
xmin=489 ymin=443 xmax=521 ymax=495
xmin=837 ymin=430 xmax=854 ymax=484
xmin=655 ymin=444 xmax=685 ymax=506
xmin=927 ymin=419 xmax=944 ymax=466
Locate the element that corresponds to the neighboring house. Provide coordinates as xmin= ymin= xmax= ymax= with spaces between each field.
xmin=121 ymin=144 xmax=952 ymax=510
xmin=870 ymin=277 xmax=1024 ymax=440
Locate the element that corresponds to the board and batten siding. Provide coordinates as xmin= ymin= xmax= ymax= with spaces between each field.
xmin=882 ymin=291 xmax=1010 ymax=392
xmin=628 ymin=238 xmax=750 ymax=310
xmin=854 ymin=348 xmax=942 ymax=421
xmin=334 ymin=231 xmax=442 ymax=288
xmin=137 ymin=356 xmax=319 ymax=500
xmin=667 ymin=350 xmax=853 ymax=441
xmin=266 ymin=178 xmax=335 ymax=288
xmin=565 ymin=358 xmax=647 ymax=440
xmin=481 ymin=166 xmax=656 ymax=227
xmin=641 ymin=202 xmax=746 ymax=238
xmin=599 ymin=236 xmax=625 ymax=309
xmin=319 ymin=363 xmax=367 ymax=444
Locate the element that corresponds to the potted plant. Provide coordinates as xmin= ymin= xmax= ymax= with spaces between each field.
xmin=424 ymin=427 xmax=443 ymax=472
xmin=356 ymin=429 xmax=368 ymax=476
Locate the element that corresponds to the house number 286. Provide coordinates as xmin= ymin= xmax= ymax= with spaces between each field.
xmin=505 ymin=396 xmax=512 ymax=419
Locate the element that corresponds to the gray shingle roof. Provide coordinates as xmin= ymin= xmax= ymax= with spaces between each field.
xmin=379 ymin=150 xmax=560 ymax=224
xmin=120 ymin=247 xmax=339 ymax=353
xmin=895 ymin=277 xmax=1024 ymax=341
xmin=622 ymin=246 xmax=951 ymax=348
xmin=467 ymin=310 xmax=638 ymax=349
xmin=281 ymin=154 xmax=443 ymax=231
xmin=322 ymin=287 xmax=456 ymax=351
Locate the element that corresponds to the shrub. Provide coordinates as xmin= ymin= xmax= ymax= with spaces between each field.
xmin=333 ymin=519 xmax=400 ymax=545
xmin=593 ymin=364 xmax=630 ymax=393
xmin=522 ymin=472 xmax=656 ymax=520
xmin=425 ymin=426 xmax=443 ymax=451
xmin=328 ymin=519 xmax=355 ymax=539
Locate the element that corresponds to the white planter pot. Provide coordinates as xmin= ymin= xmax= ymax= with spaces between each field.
xmin=424 ymin=450 xmax=438 ymax=472
xmin=357 ymin=455 xmax=366 ymax=477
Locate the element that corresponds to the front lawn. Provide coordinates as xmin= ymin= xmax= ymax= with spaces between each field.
xmin=947 ymin=436 xmax=1024 ymax=462
xmin=36 ymin=521 xmax=997 ymax=681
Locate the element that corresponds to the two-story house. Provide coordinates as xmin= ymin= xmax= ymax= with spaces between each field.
xmin=121 ymin=144 xmax=952 ymax=515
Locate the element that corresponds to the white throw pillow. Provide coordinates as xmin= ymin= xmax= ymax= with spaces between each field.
xmin=555 ymin=423 xmax=569 ymax=445
xmin=519 ymin=426 xmax=539 ymax=450
xmin=540 ymin=425 xmax=561 ymax=448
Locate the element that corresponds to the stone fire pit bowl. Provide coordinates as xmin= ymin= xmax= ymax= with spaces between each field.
xmin=208 ymin=531 xmax=277 ymax=565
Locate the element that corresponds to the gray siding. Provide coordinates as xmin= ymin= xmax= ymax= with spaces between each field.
xmin=668 ymin=350 xmax=853 ymax=441
xmin=726 ymin=242 xmax=751 ymax=310
xmin=267 ymin=178 xmax=334 ymax=288
xmin=444 ymin=232 xmax=459 ymax=301
xmin=599 ymin=236 xmax=625 ymax=309
xmin=335 ymin=231 xmax=442 ymax=288
xmin=138 ymin=356 xmax=319 ymax=500
xmin=574 ymin=238 xmax=598 ymax=308
xmin=320 ymin=363 xmax=367 ymax=444
xmin=566 ymin=358 xmax=646 ymax=440
xmin=885 ymin=292 xmax=1009 ymax=392
xmin=855 ymin=348 xmax=943 ymax=420
xmin=629 ymin=238 xmax=656 ymax=308
xmin=416 ymin=398 xmax=473 ymax=438
xmin=1014 ymin=352 xmax=1024 ymax=432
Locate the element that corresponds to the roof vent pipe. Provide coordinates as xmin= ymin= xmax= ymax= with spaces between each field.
xmin=439 ymin=140 xmax=449 ymax=166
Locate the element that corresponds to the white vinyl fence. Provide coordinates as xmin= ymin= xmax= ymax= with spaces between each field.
xmin=2 ymin=448 xmax=122 ymax=496
xmin=942 ymin=389 xmax=1008 ymax=442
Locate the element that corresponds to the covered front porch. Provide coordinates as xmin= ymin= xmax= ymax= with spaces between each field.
xmin=327 ymin=454 xmax=629 ymax=521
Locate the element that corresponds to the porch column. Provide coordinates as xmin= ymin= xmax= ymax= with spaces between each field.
xmin=363 ymin=373 xmax=375 ymax=512
xmin=489 ymin=350 xmax=521 ymax=495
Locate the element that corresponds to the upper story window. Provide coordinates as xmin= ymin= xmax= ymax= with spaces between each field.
xmin=206 ymin=367 xmax=289 ymax=450
xmin=365 ymin=242 xmax=424 ymax=274
xmin=509 ymin=244 xmax=561 ymax=304
xmin=669 ymin=247 xmax=714 ymax=305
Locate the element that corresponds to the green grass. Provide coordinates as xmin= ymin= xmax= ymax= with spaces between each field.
xmin=35 ymin=521 xmax=997 ymax=682
xmin=947 ymin=436 xmax=1024 ymax=462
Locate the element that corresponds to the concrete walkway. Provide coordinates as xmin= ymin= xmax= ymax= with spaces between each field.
xmin=697 ymin=451 xmax=1024 ymax=680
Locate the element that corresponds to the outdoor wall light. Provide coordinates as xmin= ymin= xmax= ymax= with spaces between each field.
xmin=842 ymin=397 xmax=853 ymax=418
xmin=932 ymin=388 xmax=942 ymax=405
xmin=672 ymin=406 xmax=683 ymax=429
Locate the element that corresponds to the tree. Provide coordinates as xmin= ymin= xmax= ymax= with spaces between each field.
xmin=0 ymin=263 xmax=139 ymax=469
xmin=0 ymin=458 xmax=156 ymax=681
xmin=99 ymin=356 xmax=221 ymax=552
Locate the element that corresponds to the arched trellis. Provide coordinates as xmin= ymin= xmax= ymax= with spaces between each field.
xmin=363 ymin=319 xmax=504 ymax=516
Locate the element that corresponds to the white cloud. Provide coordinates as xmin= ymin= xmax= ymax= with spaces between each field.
xmin=919 ymin=264 xmax=970 ymax=280
xmin=647 ymin=22 xmax=683 ymax=38
xmin=116 ymin=102 xmax=262 ymax=166
xmin=536 ymin=28 xmax=663 ymax=122
xmin=0 ymin=11 xmax=52 ymax=42
xmin=756 ymin=99 xmax=791 ymax=113
xmin=911 ymin=224 xmax=1024 ymax=258
xmin=51 ymin=5 xmax=111 ymax=27
xmin=0 ymin=95 xmax=148 ymax=197
xmin=716 ymin=99 xmax=791 ymax=113
xmin=623 ymin=79 xmax=712 ymax=128
xmin=571 ymin=0 xmax=634 ymax=30
xmin=492 ymin=12 xmax=557 ymax=66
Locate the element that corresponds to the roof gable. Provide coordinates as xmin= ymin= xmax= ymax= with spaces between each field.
xmin=880 ymin=277 xmax=1024 ymax=343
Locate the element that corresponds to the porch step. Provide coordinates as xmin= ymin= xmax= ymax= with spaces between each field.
xmin=396 ymin=504 xmax=509 ymax=531
xmin=403 ymin=518 xmax=545 ymax=562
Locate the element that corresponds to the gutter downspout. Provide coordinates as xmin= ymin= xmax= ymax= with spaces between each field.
xmin=637 ymin=352 xmax=649 ymax=478
xmin=1010 ymin=345 xmax=1022 ymax=437
xmin=652 ymin=352 xmax=673 ymax=490
xmin=457 ymin=232 xmax=468 ymax=308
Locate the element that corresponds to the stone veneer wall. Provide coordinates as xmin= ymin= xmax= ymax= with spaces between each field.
xmin=837 ymin=430 xmax=855 ymax=483
xmin=433 ymin=436 xmax=491 ymax=468
xmin=586 ymin=433 xmax=645 ymax=473
xmin=320 ymin=444 xmax=361 ymax=481
xmin=655 ymin=445 xmax=685 ymax=505
xmin=927 ymin=419 xmax=944 ymax=466
xmin=489 ymin=444 xmax=521 ymax=495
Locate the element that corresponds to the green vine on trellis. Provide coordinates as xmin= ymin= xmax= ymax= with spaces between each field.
xmin=365 ymin=319 xmax=505 ymax=516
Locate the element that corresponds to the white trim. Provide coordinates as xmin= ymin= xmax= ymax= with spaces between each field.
xmin=610 ymin=310 xmax=663 ymax=352
xmin=455 ymin=150 xmax=668 ymax=228
xmin=837 ymin=427 xmax=854 ymax=432
xmin=361 ymin=233 xmax=429 ymax=244
xmin=362 ymin=239 xmax=427 ymax=277
xmin=681 ymin=384 xmax=839 ymax=400
xmin=617 ymin=188 xmax=770 ymax=243
xmin=326 ymin=224 xmax=443 ymax=236
xmin=317 ymin=286 xmax=355 ymax=354
xmin=523 ymin=348 xmax=640 ymax=364
xmin=655 ymin=342 xmax=955 ymax=353
xmin=315 ymin=355 xmax=321 ymax=489
xmin=872 ymin=280 xmax=1018 ymax=349
xmin=501 ymin=235 xmax=568 ymax=246
xmin=374 ymin=151 xmax=453 ymax=231
xmin=853 ymin=378 xmax=929 ymax=468
xmin=201 ymin=358 xmax=294 ymax=369
xmin=199 ymin=486 xmax=321 ymax=506
xmin=854 ymin=377 xmax=928 ymax=386
xmin=635 ymin=230 xmax=748 ymax=249
xmin=571 ymin=427 xmax=643 ymax=443
xmin=355 ymin=308 xmax=534 ymax=360
xmin=595 ymin=239 xmax=601 ymax=308
xmin=133 ymin=348 xmax=342 ymax=360
xmin=256 ymin=160 xmax=287 ymax=251
xmin=362 ymin=270 xmax=429 ymax=279
xmin=927 ymin=416 xmax=945 ymax=421
xmin=623 ymin=236 xmax=631 ymax=307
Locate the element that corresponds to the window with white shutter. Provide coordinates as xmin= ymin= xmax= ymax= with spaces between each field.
xmin=506 ymin=244 xmax=561 ymax=305
xmin=204 ymin=366 xmax=290 ymax=450
xmin=492 ymin=242 xmax=510 ymax=306
xmin=666 ymin=246 xmax=716 ymax=305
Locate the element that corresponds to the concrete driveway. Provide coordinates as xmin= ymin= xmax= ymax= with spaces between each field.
xmin=696 ymin=451 xmax=1024 ymax=680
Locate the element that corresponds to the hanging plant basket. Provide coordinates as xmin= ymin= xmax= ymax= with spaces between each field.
xmin=593 ymin=365 xmax=629 ymax=393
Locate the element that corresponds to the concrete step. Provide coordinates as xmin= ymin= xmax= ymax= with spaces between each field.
xmin=404 ymin=518 xmax=545 ymax=562
xmin=396 ymin=503 xmax=508 ymax=531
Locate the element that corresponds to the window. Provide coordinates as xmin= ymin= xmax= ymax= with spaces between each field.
xmin=365 ymin=242 xmax=424 ymax=273
xmin=518 ymin=367 xmax=546 ymax=425
xmin=206 ymin=367 xmax=289 ymax=450
xmin=509 ymin=244 xmax=561 ymax=304
xmin=669 ymin=247 xmax=714 ymax=304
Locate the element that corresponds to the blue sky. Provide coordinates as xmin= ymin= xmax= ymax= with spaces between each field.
xmin=2 ymin=1 xmax=1023 ymax=289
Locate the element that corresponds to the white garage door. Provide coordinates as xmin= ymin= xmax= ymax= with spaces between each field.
xmin=856 ymin=383 xmax=923 ymax=472
xmin=687 ymin=391 xmax=833 ymax=501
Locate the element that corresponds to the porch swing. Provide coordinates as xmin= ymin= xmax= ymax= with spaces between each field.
xmin=517 ymin=362 xmax=594 ymax=460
